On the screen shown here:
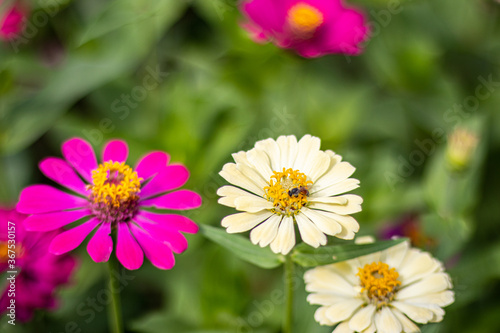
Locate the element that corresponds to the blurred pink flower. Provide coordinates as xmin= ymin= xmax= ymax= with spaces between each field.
xmin=0 ymin=207 xmax=77 ymax=322
xmin=17 ymin=138 xmax=201 ymax=270
xmin=0 ymin=1 xmax=26 ymax=41
xmin=241 ymin=0 xmax=370 ymax=58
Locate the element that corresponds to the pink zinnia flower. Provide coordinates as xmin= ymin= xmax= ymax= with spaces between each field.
xmin=0 ymin=1 xmax=26 ymax=41
xmin=17 ymin=138 xmax=201 ymax=270
xmin=1 ymin=207 xmax=77 ymax=321
xmin=241 ymin=0 xmax=370 ymax=58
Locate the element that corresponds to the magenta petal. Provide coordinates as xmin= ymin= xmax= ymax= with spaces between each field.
xmin=135 ymin=151 xmax=170 ymax=180
xmin=17 ymin=185 xmax=88 ymax=214
xmin=116 ymin=223 xmax=143 ymax=270
xmin=24 ymin=209 xmax=91 ymax=231
xmin=140 ymin=190 xmax=202 ymax=210
xmin=49 ymin=218 xmax=100 ymax=255
xmin=137 ymin=211 xmax=198 ymax=233
xmin=61 ymin=138 xmax=98 ymax=183
xmin=140 ymin=164 xmax=190 ymax=198
xmin=242 ymin=0 xmax=287 ymax=35
xmin=130 ymin=224 xmax=175 ymax=270
xmin=39 ymin=157 xmax=88 ymax=194
xmin=134 ymin=217 xmax=188 ymax=254
xmin=102 ymin=140 xmax=128 ymax=163
xmin=324 ymin=9 xmax=368 ymax=55
xmin=87 ymin=222 xmax=113 ymax=263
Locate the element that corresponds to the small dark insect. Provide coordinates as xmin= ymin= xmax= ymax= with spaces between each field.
xmin=288 ymin=186 xmax=309 ymax=197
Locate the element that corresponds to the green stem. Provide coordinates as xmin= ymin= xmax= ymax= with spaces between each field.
xmin=284 ymin=254 xmax=294 ymax=333
xmin=107 ymin=254 xmax=123 ymax=333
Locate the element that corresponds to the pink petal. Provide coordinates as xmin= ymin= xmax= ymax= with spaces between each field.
xmin=24 ymin=209 xmax=91 ymax=231
xmin=140 ymin=164 xmax=190 ymax=198
xmin=87 ymin=222 xmax=113 ymax=263
xmin=135 ymin=151 xmax=170 ymax=180
xmin=39 ymin=157 xmax=89 ymax=194
xmin=323 ymin=9 xmax=369 ymax=55
xmin=301 ymin=0 xmax=343 ymax=20
xmin=17 ymin=185 xmax=88 ymax=214
xmin=49 ymin=218 xmax=100 ymax=255
xmin=242 ymin=0 xmax=287 ymax=35
xmin=61 ymin=138 xmax=98 ymax=183
xmin=116 ymin=222 xmax=144 ymax=270
xmin=140 ymin=190 xmax=202 ymax=210
xmin=130 ymin=224 xmax=175 ymax=270
xmin=137 ymin=211 xmax=198 ymax=233
xmin=102 ymin=140 xmax=128 ymax=163
xmin=134 ymin=217 xmax=188 ymax=253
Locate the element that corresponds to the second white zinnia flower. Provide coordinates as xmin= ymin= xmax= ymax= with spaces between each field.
xmin=217 ymin=135 xmax=362 ymax=255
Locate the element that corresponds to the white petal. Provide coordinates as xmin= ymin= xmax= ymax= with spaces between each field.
xmin=249 ymin=214 xmax=281 ymax=247
xmin=391 ymin=301 xmax=434 ymax=324
xmin=293 ymin=134 xmax=321 ymax=171
xmin=246 ymin=148 xmax=273 ymax=180
xmin=277 ymin=135 xmax=298 ymax=169
xmin=348 ymin=304 xmax=376 ymax=332
xmin=254 ymin=138 xmax=281 ymax=171
xmin=309 ymin=196 xmax=348 ymax=204
xmin=402 ymin=290 xmax=454 ymax=307
xmin=304 ymin=151 xmax=331 ymax=182
xmin=374 ymin=307 xmax=402 ymax=333
xmin=234 ymin=195 xmax=274 ymax=213
xmin=361 ymin=322 xmax=376 ymax=333
xmin=325 ymin=299 xmax=363 ymax=324
xmin=382 ymin=241 xmax=409 ymax=269
xmin=304 ymin=266 xmax=356 ymax=296
xmin=391 ymin=308 xmax=421 ymax=333
xmin=219 ymin=163 xmax=265 ymax=196
xmin=314 ymin=161 xmax=356 ymax=192
xmin=332 ymin=321 xmax=354 ymax=333
xmin=307 ymin=293 xmax=352 ymax=306
xmin=237 ymin=162 xmax=269 ymax=188
xmin=397 ymin=273 xmax=452 ymax=300
xmin=217 ymin=185 xmax=268 ymax=209
xmin=295 ymin=213 xmax=327 ymax=248
xmin=308 ymin=194 xmax=363 ymax=215
xmin=314 ymin=307 xmax=335 ymax=326
xmin=399 ymin=249 xmax=443 ymax=286
xmin=301 ymin=208 xmax=342 ymax=236
xmin=270 ymin=216 xmax=295 ymax=255
xmin=313 ymin=178 xmax=360 ymax=197
xmin=221 ymin=211 xmax=273 ymax=233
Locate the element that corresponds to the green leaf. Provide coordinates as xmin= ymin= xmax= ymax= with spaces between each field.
xmin=291 ymin=238 xmax=408 ymax=267
xmin=199 ymin=224 xmax=284 ymax=269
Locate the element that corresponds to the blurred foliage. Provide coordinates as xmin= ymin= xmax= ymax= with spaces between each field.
xmin=1 ymin=0 xmax=500 ymax=332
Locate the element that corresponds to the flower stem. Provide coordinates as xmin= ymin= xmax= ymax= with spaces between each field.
xmin=284 ymin=254 xmax=294 ymax=333
xmin=107 ymin=254 xmax=123 ymax=333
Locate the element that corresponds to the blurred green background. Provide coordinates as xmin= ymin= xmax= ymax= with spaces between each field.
xmin=1 ymin=0 xmax=500 ymax=332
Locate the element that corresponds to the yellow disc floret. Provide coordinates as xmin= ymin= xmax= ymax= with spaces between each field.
xmin=357 ymin=261 xmax=401 ymax=307
xmin=90 ymin=161 xmax=142 ymax=207
xmin=264 ymin=167 xmax=312 ymax=216
xmin=287 ymin=3 xmax=324 ymax=39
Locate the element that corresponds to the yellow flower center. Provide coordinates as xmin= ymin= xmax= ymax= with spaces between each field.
xmin=287 ymin=3 xmax=324 ymax=39
xmin=357 ymin=262 xmax=401 ymax=307
xmin=264 ymin=168 xmax=312 ymax=216
xmin=89 ymin=161 xmax=142 ymax=207
xmin=0 ymin=241 xmax=26 ymax=263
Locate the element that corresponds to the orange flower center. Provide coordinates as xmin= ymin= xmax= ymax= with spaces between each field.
xmin=357 ymin=261 xmax=401 ymax=307
xmin=287 ymin=3 xmax=324 ymax=39
xmin=0 ymin=241 xmax=26 ymax=263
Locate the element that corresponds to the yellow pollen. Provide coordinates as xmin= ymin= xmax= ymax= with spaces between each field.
xmin=0 ymin=241 xmax=26 ymax=263
xmin=287 ymin=3 xmax=324 ymax=38
xmin=89 ymin=161 xmax=142 ymax=207
xmin=263 ymin=168 xmax=312 ymax=216
xmin=357 ymin=262 xmax=401 ymax=307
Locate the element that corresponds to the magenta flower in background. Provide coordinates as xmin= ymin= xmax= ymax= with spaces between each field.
xmin=0 ymin=0 xmax=26 ymax=41
xmin=17 ymin=138 xmax=202 ymax=270
xmin=241 ymin=0 xmax=370 ymax=58
xmin=1 ymin=207 xmax=77 ymax=322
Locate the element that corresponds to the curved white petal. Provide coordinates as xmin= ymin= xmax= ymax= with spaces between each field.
xmin=276 ymin=135 xmax=298 ymax=170
xmin=295 ymin=213 xmax=327 ymax=248
xmin=314 ymin=161 xmax=356 ymax=192
xmin=391 ymin=308 xmax=421 ymax=333
xmin=255 ymin=137 xmax=281 ymax=171
xmin=234 ymin=195 xmax=274 ymax=213
xmin=270 ymin=216 xmax=295 ymax=255
xmin=221 ymin=211 xmax=273 ymax=233
xmin=219 ymin=163 xmax=264 ymax=196
xmin=313 ymin=178 xmax=360 ymax=197
xmin=249 ymin=214 xmax=281 ymax=247
xmin=325 ymin=299 xmax=363 ymax=325
xmin=348 ymin=304 xmax=376 ymax=332
xmin=308 ymin=194 xmax=363 ymax=215
xmin=374 ymin=307 xmax=402 ymax=333
xmin=301 ymin=207 xmax=342 ymax=236
xmin=332 ymin=321 xmax=354 ymax=333
xmin=293 ymin=134 xmax=321 ymax=171
xmin=397 ymin=273 xmax=452 ymax=300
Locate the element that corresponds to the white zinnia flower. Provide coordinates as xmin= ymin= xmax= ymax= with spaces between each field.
xmin=217 ymin=135 xmax=362 ymax=255
xmin=304 ymin=241 xmax=454 ymax=333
